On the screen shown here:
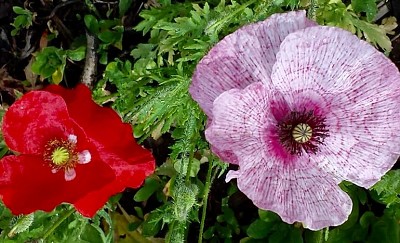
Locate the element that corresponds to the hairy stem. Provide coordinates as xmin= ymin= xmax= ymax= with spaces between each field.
xmin=307 ymin=0 xmax=318 ymax=20
xmin=42 ymin=207 xmax=75 ymax=240
xmin=206 ymin=0 xmax=257 ymax=34
xmin=198 ymin=158 xmax=215 ymax=243
xmin=185 ymin=150 xmax=194 ymax=184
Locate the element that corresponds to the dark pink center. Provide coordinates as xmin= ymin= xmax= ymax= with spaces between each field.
xmin=277 ymin=109 xmax=328 ymax=155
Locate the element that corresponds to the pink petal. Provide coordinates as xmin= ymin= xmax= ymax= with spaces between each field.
xmin=210 ymin=144 xmax=239 ymax=165
xmin=206 ymin=81 xmax=352 ymax=229
xmin=205 ymin=83 xmax=273 ymax=160
xmin=64 ymin=168 xmax=76 ymax=181
xmin=78 ymin=150 xmax=92 ymax=164
xmin=190 ymin=10 xmax=317 ymax=117
xmin=271 ymin=26 xmax=393 ymax=96
xmin=225 ymin=170 xmax=240 ymax=182
xmin=235 ymin=156 xmax=352 ymax=230
xmin=314 ymin=100 xmax=400 ymax=188
xmin=270 ymin=26 xmax=400 ymax=188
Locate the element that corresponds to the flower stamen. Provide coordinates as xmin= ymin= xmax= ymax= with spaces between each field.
xmin=43 ymin=134 xmax=91 ymax=181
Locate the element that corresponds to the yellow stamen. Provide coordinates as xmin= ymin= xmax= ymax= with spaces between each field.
xmin=51 ymin=147 xmax=70 ymax=165
xmin=292 ymin=123 xmax=312 ymax=143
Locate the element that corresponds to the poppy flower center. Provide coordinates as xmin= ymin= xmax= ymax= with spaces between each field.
xmin=277 ymin=110 xmax=328 ymax=155
xmin=43 ymin=134 xmax=91 ymax=181
xmin=51 ymin=147 xmax=70 ymax=165
xmin=292 ymin=123 xmax=312 ymax=143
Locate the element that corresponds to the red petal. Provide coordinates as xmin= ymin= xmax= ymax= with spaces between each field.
xmin=45 ymin=84 xmax=155 ymax=169
xmin=0 ymin=154 xmax=115 ymax=215
xmin=73 ymin=161 xmax=150 ymax=217
xmin=2 ymin=91 xmax=77 ymax=154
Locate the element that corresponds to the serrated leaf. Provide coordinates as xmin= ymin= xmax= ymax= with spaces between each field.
xmin=351 ymin=0 xmax=377 ymax=22
xmin=142 ymin=211 xmax=163 ymax=237
xmin=380 ymin=16 xmax=398 ymax=35
xmin=8 ymin=214 xmax=34 ymax=237
xmin=372 ymin=170 xmax=400 ymax=206
xmin=79 ymin=224 xmax=103 ymax=243
xmin=351 ymin=18 xmax=392 ymax=54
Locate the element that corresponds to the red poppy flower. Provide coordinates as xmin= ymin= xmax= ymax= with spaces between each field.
xmin=0 ymin=84 xmax=155 ymax=217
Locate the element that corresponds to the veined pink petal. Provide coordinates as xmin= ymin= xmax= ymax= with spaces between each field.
xmin=271 ymin=26 xmax=391 ymax=96
xmin=209 ymin=145 xmax=239 ymax=165
xmin=235 ymin=156 xmax=352 ymax=230
xmin=193 ymin=11 xmax=316 ymax=163
xmin=193 ymin=11 xmax=400 ymax=230
xmin=205 ymin=83 xmax=274 ymax=159
xmin=205 ymin=81 xmax=351 ymax=229
xmin=314 ymin=94 xmax=400 ymax=188
xmin=190 ymin=10 xmax=316 ymax=117
xmin=271 ymin=26 xmax=400 ymax=188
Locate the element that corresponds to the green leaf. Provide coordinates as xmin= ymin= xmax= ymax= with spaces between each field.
xmin=98 ymin=30 xmax=118 ymax=44
xmin=13 ymin=6 xmax=28 ymax=15
xmin=258 ymin=210 xmax=281 ymax=223
xmin=359 ymin=211 xmax=375 ymax=228
xmin=351 ymin=0 xmax=378 ymax=22
xmin=84 ymin=15 xmax=99 ymax=34
xmin=288 ymin=228 xmax=303 ymax=243
xmin=79 ymin=224 xmax=103 ymax=243
xmin=13 ymin=15 xmax=28 ymax=29
xmin=368 ymin=213 xmax=400 ymax=243
xmin=268 ymin=223 xmax=289 ymax=243
xmin=31 ymin=47 xmax=66 ymax=80
xmin=372 ymin=169 xmax=400 ymax=206
xmin=133 ymin=177 xmax=161 ymax=202
xmin=67 ymin=46 xmax=86 ymax=61
xmin=119 ymin=0 xmax=133 ymax=17
xmin=352 ymin=18 xmax=392 ymax=54
xmin=142 ymin=210 xmax=163 ymax=237
xmin=246 ymin=219 xmax=272 ymax=239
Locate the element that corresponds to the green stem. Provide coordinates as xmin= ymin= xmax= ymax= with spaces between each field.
xmin=42 ymin=207 xmax=75 ymax=240
xmin=307 ymin=0 xmax=318 ymax=21
xmin=315 ymin=229 xmax=323 ymax=243
xmin=185 ymin=149 xmax=194 ymax=184
xmin=206 ymin=0 xmax=257 ymax=34
xmin=312 ymin=227 xmax=328 ymax=243
xmin=198 ymin=158 xmax=215 ymax=243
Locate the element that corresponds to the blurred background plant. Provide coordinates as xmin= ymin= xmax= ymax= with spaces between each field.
xmin=0 ymin=0 xmax=399 ymax=242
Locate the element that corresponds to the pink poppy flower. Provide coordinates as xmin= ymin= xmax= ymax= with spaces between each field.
xmin=0 ymin=84 xmax=155 ymax=217
xmin=190 ymin=11 xmax=400 ymax=230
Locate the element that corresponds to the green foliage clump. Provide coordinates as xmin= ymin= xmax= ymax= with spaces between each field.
xmin=11 ymin=6 xmax=34 ymax=36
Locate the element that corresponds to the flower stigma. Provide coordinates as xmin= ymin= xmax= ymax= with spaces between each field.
xmin=51 ymin=147 xmax=70 ymax=165
xmin=292 ymin=123 xmax=312 ymax=143
xmin=277 ymin=110 xmax=328 ymax=155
